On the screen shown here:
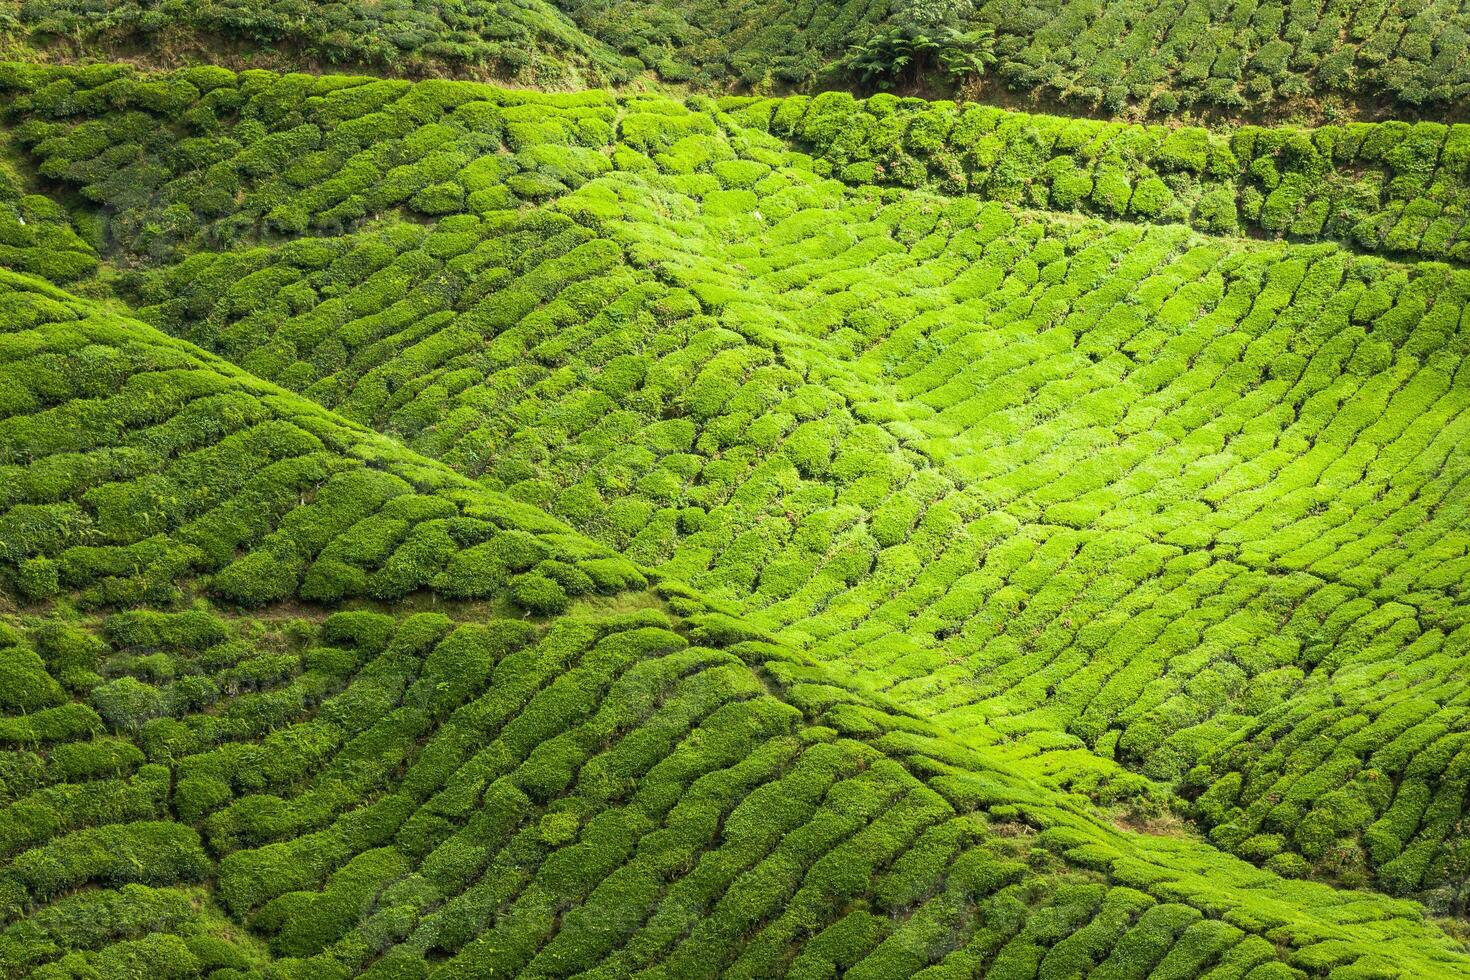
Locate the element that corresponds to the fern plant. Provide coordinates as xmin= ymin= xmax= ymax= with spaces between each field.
xmin=843 ymin=15 xmax=995 ymax=89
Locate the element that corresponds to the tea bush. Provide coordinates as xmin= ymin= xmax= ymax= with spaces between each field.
xmin=15 ymin=0 xmax=1470 ymax=116
xmin=748 ymin=91 xmax=1470 ymax=263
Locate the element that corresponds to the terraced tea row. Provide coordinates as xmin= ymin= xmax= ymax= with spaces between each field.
xmin=12 ymin=0 xmax=1470 ymax=118
xmin=977 ymin=0 xmax=1470 ymax=115
xmin=0 ymin=64 xmax=630 ymax=268
xmin=0 ymin=270 xmax=645 ymax=613
xmin=16 ymin=0 xmax=880 ymax=95
xmin=0 ymin=156 xmax=92 ymax=286
xmin=758 ymin=91 xmax=1470 ymax=263
xmin=5 ymin=581 xmax=1470 ymax=977
xmin=10 ymin=65 xmax=1470 ymax=279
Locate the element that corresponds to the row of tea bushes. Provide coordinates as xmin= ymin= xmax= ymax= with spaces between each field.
xmin=731 ymin=90 xmax=1470 ymax=263
xmin=560 ymin=0 xmax=882 ymax=89
xmin=0 ymin=269 xmax=643 ymax=612
xmin=0 ymin=64 xmax=622 ymax=266
xmin=977 ymin=0 xmax=1470 ymax=114
xmin=16 ymin=0 xmax=636 ymax=87
xmin=9 ymin=64 xmax=1470 ymax=281
xmin=4 ymin=595 xmax=1468 ymax=977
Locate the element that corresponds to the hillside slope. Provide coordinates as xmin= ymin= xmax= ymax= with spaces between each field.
xmin=4 ymin=270 xmax=1468 ymax=977
xmin=6 ymin=0 xmax=1470 ymax=117
xmin=3 ymin=60 xmax=1470 ymax=978
xmin=5 ymin=62 xmax=1470 ymax=893
xmin=9 ymin=0 xmax=635 ymax=87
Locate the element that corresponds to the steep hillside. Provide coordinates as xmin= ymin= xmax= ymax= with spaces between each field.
xmin=5 ymin=270 xmax=1468 ymax=977
xmin=7 ymin=0 xmax=1470 ymax=117
xmin=8 ymin=0 xmax=635 ymax=86
xmin=3 ymin=57 xmax=1470 ymax=979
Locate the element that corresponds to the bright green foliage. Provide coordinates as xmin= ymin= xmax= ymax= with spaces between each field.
xmin=3 ymin=593 xmax=1468 ymax=978
xmin=0 ymin=269 xmax=636 ymax=614
xmin=750 ymin=92 xmax=1470 ymax=262
xmin=13 ymin=64 xmax=1470 ymax=271
xmin=0 ymin=64 xmax=621 ymax=267
xmin=3 ymin=61 xmax=1470 ymax=979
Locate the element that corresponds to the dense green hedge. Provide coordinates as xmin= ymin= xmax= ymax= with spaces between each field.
xmin=3 ymin=63 xmax=1468 ymax=291
xmin=17 ymin=0 xmax=636 ymax=87
xmin=3 ymin=599 xmax=1467 ymax=977
xmin=0 ymin=268 xmax=642 ymax=612
xmin=0 ymin=63 xmax=621 ymax=267
xmin=977 ymin=0 xmax=1470 ymax=115
xmin=0 ymin=162 xmax=94 ymax=284
xmin=728 ymin=89 xmax=1470 ymax=262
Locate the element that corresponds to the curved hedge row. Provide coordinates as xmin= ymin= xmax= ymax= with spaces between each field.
xmin=0 ymin=269 xmax=642 ymax=612
xmin=17 ymin=0 xmax=635 ymax=87
xmin=560 ymin=0 xmax=883 ymax=90
xmin=4 ymin=595 xmax=1468 ymax=978
xmin=6 ymin=64 xmax=1470 ymax=283
xmin=733 ymin=89 xmax=1470 ymax=263
xmin=0 ymin=63 xmax=621 ymax=267
xmin=977 ymin=0 xmax=1470 ymax=116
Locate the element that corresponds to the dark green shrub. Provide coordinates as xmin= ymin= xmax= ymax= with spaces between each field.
xmin=510 ymin=573 xmax=569 ymax=615
xmin=0 ymin=648 xmax=66 ymax=713
xmin=432 ymin=542 xmax=508 ymax=599
xmin=11 ymin=821 xmax=210 ymax=898
xmin=89 ymin=676 xmax=165 ymax=733
xmin=213 ymin=550 xmax=303 ymax=606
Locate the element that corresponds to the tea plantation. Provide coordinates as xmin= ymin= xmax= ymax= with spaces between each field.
xmin=10 ymin=0 xmax=1470 ymax=115
xmin=1 ymin=14 xmax=1470 ymax=979
xmin=975 ymin=0 xmax=1470 ymax=116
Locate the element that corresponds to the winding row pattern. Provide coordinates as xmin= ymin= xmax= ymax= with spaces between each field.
xmin=3 ymin=64 xmax=1470 ymax=975
xmin=20 ymin=67 xmax=1467 ymax=896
